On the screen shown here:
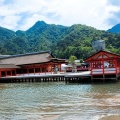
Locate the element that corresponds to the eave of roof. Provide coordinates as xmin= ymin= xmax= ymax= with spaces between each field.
xmin=0 ymin=51 xmax=52 ymax=59
xmin=84 ymin=50 xmax=120 ymax=62
xmin=51 ymin=58 xmax=67 ymax=62
xmin=0 ymin=51 xmax=67 ymax=66
xmin=0 ymin=64 xmax=20 ymax=68
xmin=0 ymin=51 xmax=52 ymax=65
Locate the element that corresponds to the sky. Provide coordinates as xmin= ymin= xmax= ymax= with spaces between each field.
xmin=0 ymin=0 xmax=120 ymax=31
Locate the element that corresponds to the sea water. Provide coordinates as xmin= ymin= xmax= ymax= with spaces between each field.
xmin=0 ymin=82 xmax=120 ymax=120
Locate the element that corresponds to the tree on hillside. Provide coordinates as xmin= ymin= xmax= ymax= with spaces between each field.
xmin=68 ymin=55 xmax=77 ymax=72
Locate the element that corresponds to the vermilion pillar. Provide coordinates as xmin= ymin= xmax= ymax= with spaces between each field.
xmin=0 ymin=69 xmax=1 ymax=77
xmin=90 ymin=61 xmax=92 ymax=75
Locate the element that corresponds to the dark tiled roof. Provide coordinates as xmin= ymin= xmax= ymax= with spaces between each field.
xmin=0 ymin=51 xmax=53 ymax=65
xmin=0 ymin=64 xmax=20 ymax=68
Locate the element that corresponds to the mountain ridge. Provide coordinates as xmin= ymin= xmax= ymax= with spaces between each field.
xmin=107 ymin=24 xmax=120 ymax=33
xmin=0 ymin=21 xmax=120 ymax=59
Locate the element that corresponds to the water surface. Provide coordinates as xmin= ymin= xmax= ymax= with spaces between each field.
xmin=0 ymin=82 xmax=120 ymax=120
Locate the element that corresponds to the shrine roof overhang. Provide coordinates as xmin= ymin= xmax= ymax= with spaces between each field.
xmin=50 ymin=58 xmax=67 ymax=63
xmin=0 ymin=64 xmax=20 ymax=69
xmin=84 ymin=50 xmax=120 ymax=62
xmin=0 ymin=51 xmax=67 ymax=66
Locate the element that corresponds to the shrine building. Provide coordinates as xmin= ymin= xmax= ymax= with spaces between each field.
xmin=0 ymin=51 xmax=67 ymax=77
xmin=84 ymin=50 xmax=120 ymax=81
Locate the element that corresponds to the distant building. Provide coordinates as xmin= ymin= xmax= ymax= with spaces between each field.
xmin=65 ymin=60 xmax=89 ymax=72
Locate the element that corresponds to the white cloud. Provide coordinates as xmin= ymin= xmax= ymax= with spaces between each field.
xmin=0 ymin=0 xmax=4 ymax=5
xmin=0 ymin=15 xmax=21 ymax=30
xmin=0 ymin=0 xmax=119 ymax=31
xmin=43 ymin=0 xmax=112 ymax=30
xmin=18 ymin=14 xmax=46 ymax=30
xmin=105 ymin=0 xmax=120 ymax=26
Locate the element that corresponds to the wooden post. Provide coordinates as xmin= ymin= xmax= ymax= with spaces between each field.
xmin=115 ymin=59 xmax=118 ymax=74
xmin=102 ymin=54 xmax=105 ymax=81
xmin=15 ymin=69 xmax=16 ymax=76
xmin=90 ymin=61 xmax=93 ymax=81
xmin=10 ymin=70 xmax=12 ymax=76
xmin=39 ymin=65 xmax=41 ymax=75
xmin=0 ymin=69 xmax=1 ymax=77
xmin=34 ymin=68 xmax=35 ymax=75
xmin=5 ymin=70 xmax=7 ymax=76
xmin=114 ymin=59 xmax=118 ymax=82
xmin=45 ymin=66 xmax=46 ymax=74
xmin=119 ymin=60 xmax=120 ymax=73
xmin=27 ymin=67 xmax=29 ymax=75
xmin=59 ymin=64 xmax=61 ymax=72
xmin=51 ymin=65 xmax=52 ymax=74
xmin=115 ymin=60 xmax=118 ymax=82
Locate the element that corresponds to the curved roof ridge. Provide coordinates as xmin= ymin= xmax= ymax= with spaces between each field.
xmin=0 ymin=51 xmax=51 ymax=59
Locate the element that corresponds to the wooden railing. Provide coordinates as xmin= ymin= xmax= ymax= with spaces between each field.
xmin=92 ymin=68 xmax=117 ymax=75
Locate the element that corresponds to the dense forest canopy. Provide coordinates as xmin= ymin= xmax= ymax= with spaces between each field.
xmin=0 ymin=21 xmax=120 ymax=60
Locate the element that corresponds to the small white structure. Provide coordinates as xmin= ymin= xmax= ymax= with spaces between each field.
xmin=61 ymin=64 xmax=67 ymax=71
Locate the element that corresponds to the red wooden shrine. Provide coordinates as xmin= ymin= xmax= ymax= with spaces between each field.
xmin=0 ymin=51 xmax=67 ymax=77
xmin=85 ymin=50 xmax=120 ymax=77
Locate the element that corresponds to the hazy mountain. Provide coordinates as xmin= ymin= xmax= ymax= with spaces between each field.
xmin=108 ymin=24 xmax=120 ymax=33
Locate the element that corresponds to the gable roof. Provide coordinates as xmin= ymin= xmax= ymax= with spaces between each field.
xmin=84 ymin=50 xmax=120 ymax=62
xmin=0 ymin=51 xmax=54 ymax=65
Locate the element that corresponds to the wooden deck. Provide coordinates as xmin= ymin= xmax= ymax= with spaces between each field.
xmin=0 ymin=71 xmax=91 ymax=83
xmin=0 ymin=70 xmax=119 ymax=83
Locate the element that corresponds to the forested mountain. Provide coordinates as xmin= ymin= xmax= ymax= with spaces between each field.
xmin=53 ymin=24 xmax=120 ymax=59
xmin=0 ymin=21 xmax=68 ymax=54
xmin=108 ymin=24 xmax=120 ymax=33
xmin=0 ymin=21 xmax=120 ymax=60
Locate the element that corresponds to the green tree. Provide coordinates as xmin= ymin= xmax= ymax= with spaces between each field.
xmin=80 ymin=59 xmax=84 ymax=63
xmin=68 ymin=55 xmax=77 ymax=64
xmin=68 ymin=55 xmax=77 ymax=72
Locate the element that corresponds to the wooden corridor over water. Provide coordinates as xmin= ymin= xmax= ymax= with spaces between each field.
xmin=0 ymin=71 xmax=91 ymax=83
xmin=0 ymin=71 xmax=119 ymax=83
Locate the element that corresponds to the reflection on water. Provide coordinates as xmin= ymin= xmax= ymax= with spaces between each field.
xmin=0 ymin=82 xmax=120 ymax=120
